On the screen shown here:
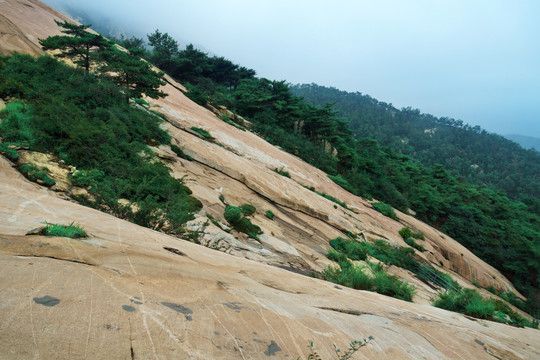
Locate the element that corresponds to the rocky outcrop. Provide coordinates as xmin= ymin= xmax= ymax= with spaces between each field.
xmin=1 ymin=157 xmax=539 ymax=360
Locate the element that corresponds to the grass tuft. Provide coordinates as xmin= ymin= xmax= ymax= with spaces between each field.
xmin=44 ymin=222 xmax=87 ymax=238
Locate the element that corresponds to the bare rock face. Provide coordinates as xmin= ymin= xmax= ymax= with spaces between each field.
xmin=0 ymin=1 xmax=539 ymax=359
xmin=1 ymin=157 xmax=540 ymax=360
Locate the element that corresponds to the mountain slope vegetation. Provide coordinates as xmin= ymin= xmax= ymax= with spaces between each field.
xmin=290 ymin=83 xmax=540 ymax=202
xmin=110 ymin=33 xmax=540 ymax=308
xmin=0 ymin=54 xmax=201 ymax=230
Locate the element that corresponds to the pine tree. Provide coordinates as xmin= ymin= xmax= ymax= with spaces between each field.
xmin=99 ymin=47 xmax=167 ymax=103
xmin=39 ymin=20 xmax=111 ymax=73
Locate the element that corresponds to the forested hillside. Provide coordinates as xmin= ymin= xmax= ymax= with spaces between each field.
xmin=102 ymin=33 xmax=540 ymax=308
xmin=290 ymin=84 xmax=540 ymax=202
xmin=505 ymin=134 xmax=540 ymax=152
xmin=4 ymin=15 xmax=537 ymax=313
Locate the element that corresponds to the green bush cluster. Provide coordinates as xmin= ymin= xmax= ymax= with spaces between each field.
xmin=322 ymin=261 xmax=415 ymax=302
xmin=0 ymin=142 xmax=19 ymax=161
xmin=0 ymin=54 xmax=201 ymax=232
xmin=329 ymin=238 xmax=368 ymax=261
xmin=19 ymin=163 xmax=55 ymax=186
xmin=238 ymin=203 xmax=256 ymax=216
xmin=325 ymin=238 xmax=416 ymax=301
xmin=224 ymin=204 xmax=262 ymax=239
xmin=398 ymin=226 xmax=424 ymax=240
xmin=372 ymin=202 xmax=397 ymax=220
xmin=399 ymin=227 xmax=426 ymax=252
xmin=433 ymin=289 xmax=538 ymax=328
xmin=112 ymin=30 xmax=539 ymax=304
xmin=329 ymin=237 xmax=460 ymax=290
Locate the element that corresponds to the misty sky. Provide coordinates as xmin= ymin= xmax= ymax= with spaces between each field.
xmin=42 ymin=0 xmax=540 ymax=138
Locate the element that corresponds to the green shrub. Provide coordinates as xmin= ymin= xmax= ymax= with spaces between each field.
xmin=224 ymin=205 xmax=243 ymax=224
xmin=184 ymin=83 xmax=208 ymax=106
xmin=398 ymin=227 xmax=413 ymax=239
xmin=432 ymin=288 xmax=538 ymax=327
xmin=327 ymin=173 xmax=356 ymax=194
xmin=224 ymin=205 xmax=262 ymax=239
xmin=132 ymin=98 xmax=149 ymax=107
xmin=372 ymin=266 xmax=416 ymax=302
xmin=372 ymin=202 xmax=397 ymax=220
xmin=329 ymin=237 xmax=458 ymax=291
xmin=19 ymin=163 xmax=55 ymax=186
xmin=465 ymin=294 xmax=496 ymax=319
xmin=220 ymin=114 xmax=245 ymax=131
xmin=0 ymin=142 xmax=19 ymax=161
xmin=321 ymin=261 xmax=415 ymax=302
xmin=274 ymin=167 xmax=291 ymax=178
xmin=404 ymin=237 xmax=426 ymax=252
xmin=327 ymin=248 xmax=349 ymax=265
xmin=170 ymin=144 xmax=193 ymax=161
xmin=347 ymin=265 xmax=373 ymax=290
xmin=44 ymin=222 xmax=87 ymax=238
xmin=190 ymin=126 xmax=214 ymax=140
xmin=0 ymin=55 xmax=201 ymax=232
xmin=329 ymin=237 xmax=368 ymax=261
xmin=265 ymin=210 xmax=274 ymax=220
xmin=239 ymin=203 xmax=256 ymax=216
xmin=0 ymin=102 xmax=34 ymax=144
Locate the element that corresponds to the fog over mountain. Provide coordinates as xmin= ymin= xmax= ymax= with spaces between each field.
xmin=42 ymin=0 xmax=540 ymax=138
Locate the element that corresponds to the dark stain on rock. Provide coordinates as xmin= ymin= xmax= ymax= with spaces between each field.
xmin=475 ymin=339 xmax=485 ymax=346
xmin=223 ymin=302 xmax=243 ymax=313
xmin=163 ymin=246 xmax=187 ymax=256
xmin=161 ymin=302 xmax=193 ymax=321
xmin=253 ymin=338 xmax=263 ymax=343
xmin=214 ymin=331 xmax=220 ymax=335
xmin=33 ymin=295 xmax=60 ymax=307
xmin=122 ymin=305 xmax=136 ymax=312
xmin=264 ymin=340 xmax=281 ymax=356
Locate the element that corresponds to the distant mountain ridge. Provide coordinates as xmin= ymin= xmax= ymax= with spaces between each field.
xmin=291 ymin=83 xmax=540 ymax=201
xmin=505 ymin=134 xmax=540 ymax=152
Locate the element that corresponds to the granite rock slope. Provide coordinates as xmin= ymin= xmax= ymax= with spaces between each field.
xmin=0 ymin=0 xmax=538 ymax=358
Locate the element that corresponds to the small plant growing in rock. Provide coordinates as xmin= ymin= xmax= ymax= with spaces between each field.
xmin=274 ymin=167 xmax=291 ymax=178
xmin=19 ymin=163 xmax=55 ymax=186
xmin=224 ymin=204 xmax=262 ymax=239
xmin=170 ymin=144 xmax=193 ymax=161
xmin=44 ymin=222 xmax=87 ymax=238
xmin=265 ymin=210 xmax=275 ymax=220
xmin=191 ymin=126 xmax=214 ymax=141
xmin=299 ymin=337 xmax=373 ymax=360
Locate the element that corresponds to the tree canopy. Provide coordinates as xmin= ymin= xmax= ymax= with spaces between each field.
xmin=99 ymin=46 xmax=166 ymax=102
xmin=39 ymin=21 xmax=166 ymax=103
xmin=39 ymin=20 xmax=110 ymax=73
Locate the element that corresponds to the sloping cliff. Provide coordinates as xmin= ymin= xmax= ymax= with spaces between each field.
xmin=0 ymin=0 xmax=538 ymax=358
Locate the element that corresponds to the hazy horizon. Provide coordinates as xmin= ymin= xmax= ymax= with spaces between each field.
xmin=42 ymin=0 xmax=540 ymax=138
